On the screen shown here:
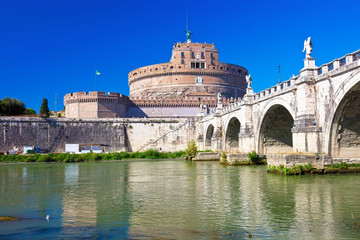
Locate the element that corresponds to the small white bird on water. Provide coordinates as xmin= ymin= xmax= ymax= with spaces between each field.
xmin=46 ymin=215 xmax=50 ymax=221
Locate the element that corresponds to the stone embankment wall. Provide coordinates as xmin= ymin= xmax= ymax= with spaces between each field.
xmin=193 ymin=152 xmax=221 ymax=161
xmin=266 ymin=154 xmax=333 ymax=168
xmin=0 ymin=117 xmax=195 ymax=153
xmin=0 ymin=117 xmax=128 ymax=153
xmin=126 ymin=118 xmax=197 ymax=152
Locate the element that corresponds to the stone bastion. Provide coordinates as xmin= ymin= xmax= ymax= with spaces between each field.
xmin=64 ymin=91 xmax=128 ymax=119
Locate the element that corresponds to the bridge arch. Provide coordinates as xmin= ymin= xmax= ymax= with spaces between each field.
xmin=258 ymin=103 xmax=294 ymax=154
xmin=225 ymin=117 xmax=241 ymax=151
xmin=205 ymin=124 xmax=215 ymax=149
xmin=326 ymin=69 xmax=360 ymax=157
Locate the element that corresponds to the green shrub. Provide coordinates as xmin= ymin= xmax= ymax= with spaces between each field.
xmin=220 ymin=152 xmax=227 ymax=164
xmin=304 ymin=162 xmax=313 ymax=170
xmin=185 ymin=140 xmax=197 ymax=160
xmin=247 ymin=151 xmax=260 ymax=163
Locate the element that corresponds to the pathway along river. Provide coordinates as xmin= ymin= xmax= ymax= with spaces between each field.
xmin=1 ymin=160 xmax=360 ymax=239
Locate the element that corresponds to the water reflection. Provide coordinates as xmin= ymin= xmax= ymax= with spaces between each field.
xmin=0 ymin=161 xmax=360 ymax=239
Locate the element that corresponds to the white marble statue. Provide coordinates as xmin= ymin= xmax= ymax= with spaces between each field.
xmin=217 ymin=93 xmax=222 ymax=104
xmin=246 ymin=74 xmax=252 ymax=88
xmin=302 ymin=37 xmax=312 ymax=59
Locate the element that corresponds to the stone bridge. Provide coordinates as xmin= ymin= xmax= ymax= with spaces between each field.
xmin=198 ymin=48 xmax=360 ymax=159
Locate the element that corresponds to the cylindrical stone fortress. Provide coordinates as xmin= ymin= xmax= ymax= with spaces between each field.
xmin=128 ymin=42 xmax=248 ymax=100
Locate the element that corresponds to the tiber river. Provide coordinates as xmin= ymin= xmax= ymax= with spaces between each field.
xmin=1 ymin=160 xmax=360 ymax=239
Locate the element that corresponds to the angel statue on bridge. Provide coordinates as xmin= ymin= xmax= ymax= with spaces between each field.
xmin=217 ymin=92 xmax=222 ymax=104
xmin=302 ymin=37 xmax=312 ymax=59
xmin=246 ymin=74 xmax=252 ymax=88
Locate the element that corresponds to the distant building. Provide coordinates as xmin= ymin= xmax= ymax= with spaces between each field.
xmin=64 ymin=36 xmax=248 ymax=118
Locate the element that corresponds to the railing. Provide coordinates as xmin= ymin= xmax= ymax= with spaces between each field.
xmin=316 ymin=49 xmax=360 ymax=76
xmin=253 ymin=78 xmax=295 ymax=101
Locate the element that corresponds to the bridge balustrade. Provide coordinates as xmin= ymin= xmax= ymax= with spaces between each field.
xmin=316 ymin=49 xmax=360 ymax=77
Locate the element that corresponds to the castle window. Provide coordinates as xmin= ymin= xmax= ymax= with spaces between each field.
xmin=238 ymin=69 xmax=242 ymax=73
xmin=170 ymin=66 xmax=173 ymax=69
xmin=191 ymin=62 xmax=206 ymax=69
xmin=181 ymin=59 xmax=185 ymax=64
xmin=133 ymin=73 xmax=137 ymax=76
xmin=220 ymin=67 xmax=223 ymax=70
xmin=211 ymin=53 xmax=214 ymax=59
xmin=192 ymin=52 xmax=195 ymax=58
xmin=201 ymin=52 xmax=204 ymax=59
xmin=211 ymin=59 xmax=214 ymax=65
xmin=181 ymin=52 xmax=184 ymax=58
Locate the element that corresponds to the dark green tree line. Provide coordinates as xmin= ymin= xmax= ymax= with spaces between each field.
xmin=0 ymin=97 xmax=36 ymax=116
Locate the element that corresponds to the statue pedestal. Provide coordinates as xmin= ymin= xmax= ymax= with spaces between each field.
xmin=300 ymin=57 xmax=317 ymax=77
xmin=246 ymin=87 xmax=254 ymax=95
xmin=304 ymin=57 xmax=316 ymax=68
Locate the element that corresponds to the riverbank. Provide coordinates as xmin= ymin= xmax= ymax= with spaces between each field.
xmin=267 ymin=162 xmax=360 ymax=175
xmin=0 ymin=149 xmax=185 ymax=163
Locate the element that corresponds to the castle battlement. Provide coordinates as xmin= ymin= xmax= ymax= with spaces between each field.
xmin=64 ymin=91 xmax=128 ymax=104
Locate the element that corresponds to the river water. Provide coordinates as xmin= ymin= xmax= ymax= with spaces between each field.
xmin=0 ymin=160 xmax=360 ymax=239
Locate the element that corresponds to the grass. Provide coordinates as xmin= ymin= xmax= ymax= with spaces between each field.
xmin=267 ymin=163 xmax=316 ymax=175
xmin=0 ymin=149 xmax=185 ymax=163
xmin=326 ymin=162 xmax=360 ymax=169
xmin=267 ymin=162 xmax=360 ymax=175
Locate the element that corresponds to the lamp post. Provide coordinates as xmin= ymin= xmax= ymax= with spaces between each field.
xmin=278 ymin=65 xmax=281 ymax=84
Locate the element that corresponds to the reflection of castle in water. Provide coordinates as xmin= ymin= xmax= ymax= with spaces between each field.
xmin=62 ymin=164 xmax=98 ymax=228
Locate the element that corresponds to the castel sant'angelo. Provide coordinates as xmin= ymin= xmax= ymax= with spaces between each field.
xmin=64 ymin=32 xmax=248 ymax=118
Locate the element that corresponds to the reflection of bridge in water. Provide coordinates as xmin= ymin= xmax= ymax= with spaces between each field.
xmin=199 ymin=47 xmax=360 ymax=161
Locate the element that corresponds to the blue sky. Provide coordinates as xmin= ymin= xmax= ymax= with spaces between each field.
xmin=1 ymin=0 xmax=359 ymax=112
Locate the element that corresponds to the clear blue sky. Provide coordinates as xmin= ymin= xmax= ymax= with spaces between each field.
xmin=1 ymin=0 xmax=359 ymax=112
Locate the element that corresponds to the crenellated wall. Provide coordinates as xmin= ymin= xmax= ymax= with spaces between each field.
xmin=64 ymin=92 xmax=128 ymax=119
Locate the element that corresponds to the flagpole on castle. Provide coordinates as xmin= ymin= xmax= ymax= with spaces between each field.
xmin=95 ymin=69 xmax=102 ymax=91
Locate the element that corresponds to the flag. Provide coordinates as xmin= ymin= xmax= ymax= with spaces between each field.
xmin=95 ymin=70 xmax=102 ymax=76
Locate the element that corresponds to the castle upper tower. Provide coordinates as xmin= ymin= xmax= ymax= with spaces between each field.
xmin=128 ymin=40 xmax=248 ymax=103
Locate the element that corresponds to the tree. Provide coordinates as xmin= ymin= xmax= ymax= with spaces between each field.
xmin=25 ymin=108 xmax=36 ymax=115
xmin=185 ymin=139 xmax=197 ymax=160
xmin=0 ymin=97 xmax=26 ymax=116
xmin=40 ymin=98 xmax=49 ymax=117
